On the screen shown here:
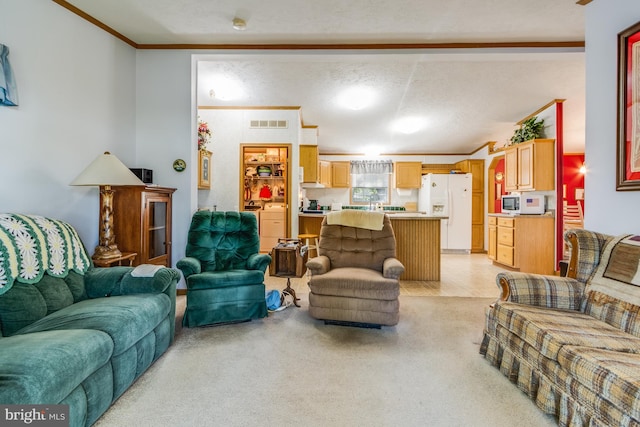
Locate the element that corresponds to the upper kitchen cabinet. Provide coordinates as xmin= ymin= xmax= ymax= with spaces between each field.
xmin=299 ymin=145 xmax=318 ymax=183
xmin=504 ymin=139 xmax=555 ymax=192
xmin=394 ymin=162 xmax=422 ymax=188
xmin=331 ymin=161 xmax=350 ymax=188
xmin=319 ymin=160 xmax=332 ymax=187
xmin=455 ymin=160 xmax=484 ymax=192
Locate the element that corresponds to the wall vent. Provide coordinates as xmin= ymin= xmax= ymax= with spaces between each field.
xmin=249 ymin=120 xmax=288 ymax=129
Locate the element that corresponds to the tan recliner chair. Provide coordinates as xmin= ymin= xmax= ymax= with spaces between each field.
xmin=305 ymin=211 xmax=404 ymax=328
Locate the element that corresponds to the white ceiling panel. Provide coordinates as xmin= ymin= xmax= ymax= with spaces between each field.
xmin=60 ymin=0 xmax=587 ymax=154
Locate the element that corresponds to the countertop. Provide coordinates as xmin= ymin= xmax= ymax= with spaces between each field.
xmin=298 ymin=211 xmax=446 ymax=219
xmin=489 ymin=212 xmax=555 ymax=218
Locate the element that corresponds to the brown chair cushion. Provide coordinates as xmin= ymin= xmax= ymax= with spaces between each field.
xmin=308 ymin=267 xmax=400 ymax=300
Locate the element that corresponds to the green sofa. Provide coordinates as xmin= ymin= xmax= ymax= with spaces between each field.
xmin=0 ymin=214 xmax=180 ymax=427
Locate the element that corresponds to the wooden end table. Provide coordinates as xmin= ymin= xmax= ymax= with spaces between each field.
xmin=93 ymin=252 xmax=137 ymax=268
xmin=269 ymin=239 xmax=308 ymax=307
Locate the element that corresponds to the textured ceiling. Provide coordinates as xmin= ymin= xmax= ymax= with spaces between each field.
xmin=60 ymin=0 xmax=587 ymax=154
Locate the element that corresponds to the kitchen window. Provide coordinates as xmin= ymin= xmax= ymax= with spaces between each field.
xmin=350 ymin=160 xmax=392 ymax=205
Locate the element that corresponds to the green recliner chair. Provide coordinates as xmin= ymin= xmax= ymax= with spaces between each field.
xmin=177 ymin=211 xmax=271 ymax=327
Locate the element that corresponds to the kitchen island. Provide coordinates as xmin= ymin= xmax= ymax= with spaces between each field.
xmin=299 ymin=212 xmax=443 ymax=280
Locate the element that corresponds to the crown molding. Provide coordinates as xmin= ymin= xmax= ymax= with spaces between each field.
xmin=52 ymin=1 xmax=585 ymax=51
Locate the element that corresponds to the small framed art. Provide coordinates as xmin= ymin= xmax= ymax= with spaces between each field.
xmin=198 ymin=150 xmax=211 ymax=189
xmin=617 ymin=20 xmax=640 ymax=190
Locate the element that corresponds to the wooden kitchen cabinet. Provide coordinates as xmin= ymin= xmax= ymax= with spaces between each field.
xmin=493 ymin=215 xmax=555 ymax=275
xmin=331 ymin=161 xmax=350 ymax=188
xmin=319 ymin=160 xmax=332 ymax=187
xmin=455 ymin=159 xmax=484 ymax=192
xmin=110 ymin=185 xmax=176 ymax=266
xmin=504 ymin=139 xmax=555 ymax=192
xmin=394 ymin=162 xmax=422 ymax=188
xmin=299 ymin=145 xmax=318 ymax=183
xmin=455 ymin=159 xmax=485 ymax=253
xmin=487 ymin=216 xmax=497 ymax=260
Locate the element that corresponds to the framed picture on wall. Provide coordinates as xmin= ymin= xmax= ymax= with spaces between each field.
xmin=617 ymin=20 xmax=640 ymax=190
xmin=198 ymin=150 xmax=211 ymax=189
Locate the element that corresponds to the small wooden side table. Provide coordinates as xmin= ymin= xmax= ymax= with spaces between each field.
xmin=93 ymin=252 xmax=137 ymax=268
xmin=269 ymin=239 xmax=308 ymax=307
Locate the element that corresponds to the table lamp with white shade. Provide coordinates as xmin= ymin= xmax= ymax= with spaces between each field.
xmin=70 ymin=151 xmax=145 ymax=261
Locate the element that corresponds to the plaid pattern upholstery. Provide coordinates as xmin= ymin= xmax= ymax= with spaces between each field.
xmin=565 ymin=229 xmax=612 ymax=284
xmin=481 ymin=330 xmax=640 ymax=427
xmin=498 ymin=272 xmax=585 ymax=310
xmin=493 ymin=302 xmax=640 ymax=360
xmin=559 ymin=346 xmax=640 ymax=421
xmin=584 ymin=291 xmax=640 ymax=338
xmin=481 ymin=228 xmax=640 ymax=426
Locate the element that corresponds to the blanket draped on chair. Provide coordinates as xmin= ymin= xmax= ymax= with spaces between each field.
xmin=586 ymin=234 xmax=640 ymax=307
xmin=0 ymin=214 xmax=91 ymax=295
xmin=325 ymin=210 xmax=385 ymax=231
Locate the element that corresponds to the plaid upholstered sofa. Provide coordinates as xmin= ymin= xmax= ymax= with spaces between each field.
xmin=480 ymin=229 xmax=640 ymax=427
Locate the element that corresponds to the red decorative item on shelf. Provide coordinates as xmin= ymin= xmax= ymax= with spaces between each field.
xmin=259 ymin=184 xmax=272 ymax=200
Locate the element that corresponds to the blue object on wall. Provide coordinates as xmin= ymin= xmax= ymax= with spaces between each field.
xmin=0 ymin=44 xmax=18 ymax=106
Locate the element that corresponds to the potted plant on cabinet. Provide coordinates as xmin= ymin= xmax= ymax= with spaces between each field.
xmin=510 ymin=116 xmax=545 ymax=145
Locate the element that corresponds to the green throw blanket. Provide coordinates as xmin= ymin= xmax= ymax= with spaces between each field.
xmin=0 ymin=213 xmax=91 ymax=295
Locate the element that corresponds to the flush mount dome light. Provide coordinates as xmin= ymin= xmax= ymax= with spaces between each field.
xmin=337 ymin=87 xmax=376 ymax=110
xmin=392 ymin=116 xmax=426 ymax=134
xmin=208 ymin=76 xmax=244 ymax=101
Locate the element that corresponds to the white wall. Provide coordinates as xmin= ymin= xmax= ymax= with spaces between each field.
xmin=135 ymin=50 xmax=194 ymax=269
xmin=585 ymin=0 xmax=640 ymax=235
xmin=196 ymin=108 xmax=303 ymax=234
xmin=0 ymin=1 xmax=137 ymax=246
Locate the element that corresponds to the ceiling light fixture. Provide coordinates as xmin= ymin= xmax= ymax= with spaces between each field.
xmin=392 ymin=116 xmax=426 ymax=134
xmin=232 ymin=17 xmax=247 ymax=31
xmin=337 ymin=87 xmax=376 ymax=111
xmin=206 ymin=76 xmax=244 ymax=101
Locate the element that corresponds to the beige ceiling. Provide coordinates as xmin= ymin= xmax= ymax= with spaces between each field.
xmin=59 ymin=0 xmax=587 ymax=154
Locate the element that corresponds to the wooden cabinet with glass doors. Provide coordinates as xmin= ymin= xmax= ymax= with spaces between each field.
xmin=110 ymin=186 xmax=176 ymax=266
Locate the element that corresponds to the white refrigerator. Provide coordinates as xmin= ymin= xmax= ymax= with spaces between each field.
xmin=419 ymin=173 xmax=472 ymax=252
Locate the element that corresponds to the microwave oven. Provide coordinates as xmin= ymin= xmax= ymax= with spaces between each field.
xmin=501 ymin=194 xmax=545 ymax=215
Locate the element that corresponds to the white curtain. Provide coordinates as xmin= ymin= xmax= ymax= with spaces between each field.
xmin=350 ymin=160 xmax=393 ymax=174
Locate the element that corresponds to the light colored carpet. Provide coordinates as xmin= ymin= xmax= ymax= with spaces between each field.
xmin=94 ymin=296 xmax=556 ymax=427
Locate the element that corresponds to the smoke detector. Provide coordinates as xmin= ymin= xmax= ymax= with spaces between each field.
xmin=232 ymin=17 xmax=247 ymax=31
